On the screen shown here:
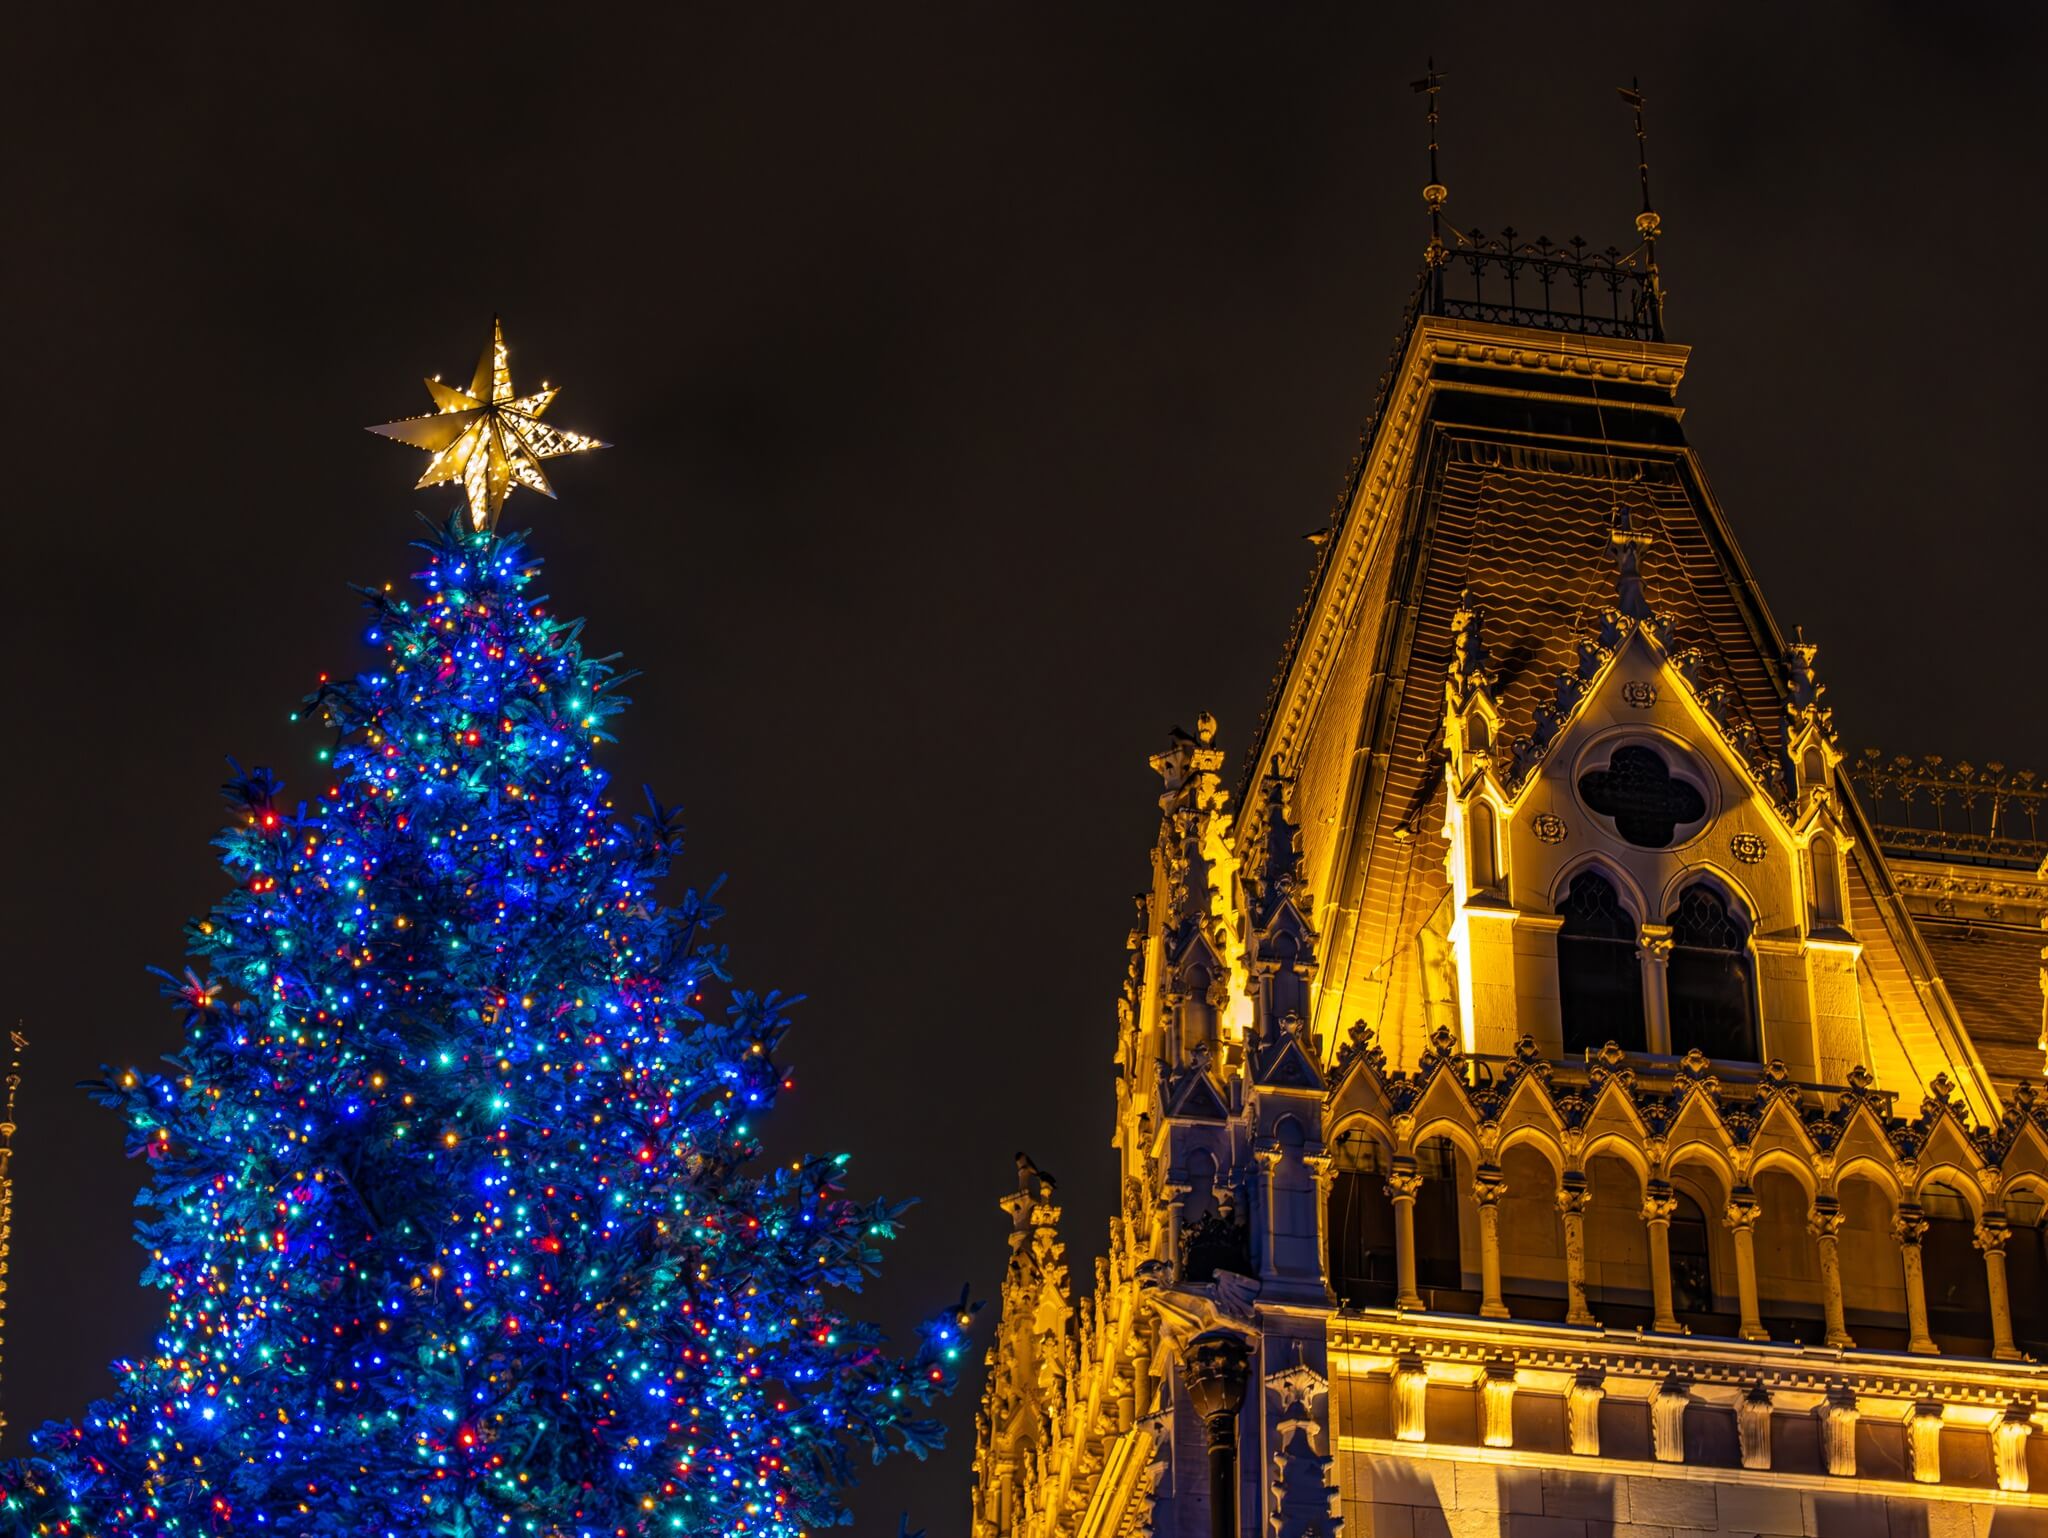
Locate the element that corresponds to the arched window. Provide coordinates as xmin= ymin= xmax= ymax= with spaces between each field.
xmin=1328 ymin=1130 xmax=1396 ymax=1308
xmin=1809 ymin=834 xmax=1843 ymax=928
xmin=2007 ymin=1187 xmax=2048 ymax=1356
xmin=1413 ymin=1137 xmax=1464 ymax=1295
xmin=1558 ymin=870 xmax=1646 ymax=1053
xmin=1667 ymin=884 xmax=1760 ymax=1061
xmin=1669 ymin=1190 xmax=1713 ymax=1315
xmin=1801 ymin=747 xmax=1826 ymax=787
xmin=1921 ymin=1182 xmax=1992 ymax=1355
xmin=1468 ymin=800 xmax=1500 ymax=893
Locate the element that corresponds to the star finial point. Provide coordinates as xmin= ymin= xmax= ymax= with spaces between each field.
xmin=369 ymin=320 xmax=606 ymax=531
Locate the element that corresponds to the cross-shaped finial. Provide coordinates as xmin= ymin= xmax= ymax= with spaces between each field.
xmin=1617 ymin=78 xmax=1667 ymax=336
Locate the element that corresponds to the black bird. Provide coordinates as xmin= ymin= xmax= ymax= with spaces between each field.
xmin=1015 ymin=1151 xmax=1057 ymax=1191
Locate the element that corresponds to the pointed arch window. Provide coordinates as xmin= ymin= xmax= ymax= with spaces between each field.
xmin=1557 ymin=870 xmax=1646 ymax=1053
xmin=1413 ymin=1137 xmax=1463 ymax=1293
xmin=1468 ymin=800 xmax=1501 ymax=893
xmin=1809 ymin=834 xmax=1844 ymax=928
xmin=1328 ymin=1131 xmax=1396 ymax=1307
xmin=1667 ymin=884 xmax=1760 ymax=1062
xmin=1669 ymin=1189 xmax=1714 ymax=1315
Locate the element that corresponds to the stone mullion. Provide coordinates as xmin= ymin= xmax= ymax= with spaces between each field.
xmin=1640 ymin=923 xmax=1675 ymax=1054
xmin=1385 ymin=1160 xmax=1425 ymax=1310
xmin=1894 ymin=1205 xmax=1939 ymax=1355
xmin=1977 ymin=1214 xmax=2023 ymax=1361
xmin=1809 ymin=1198 xmax=1854 ymax=1349
xmin=1558 ymin=1172 xmax=1596 ymax=1326
xmin=1474 ymin=1166 xmax=1509 ymax=1319
xmin=1305 ymin=1151 xmax=1336 ymax=1303
xmin=1643 ymin=1180 xmax=1681 ymax=1333
xmin=1726 ymin=1189 xmax=1769 ymax=1342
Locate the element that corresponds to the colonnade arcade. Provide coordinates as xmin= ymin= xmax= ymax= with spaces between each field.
xmin=1319 ymin=1026 xmax=2048 ymax=1363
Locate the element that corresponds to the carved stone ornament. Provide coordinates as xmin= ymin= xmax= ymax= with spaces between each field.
xmin=1729 ymin=831 xmax=1767 ymax=864
xmin=1580 ymin=745 xmax=1706 ymax=847
xmin=1622 ymin=680 xmax=1658 ymax=708
xmin=1531 ymin=812 xmax=1569 ymax=845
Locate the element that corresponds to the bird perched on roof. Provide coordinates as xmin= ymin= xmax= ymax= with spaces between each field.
xmin=1015 ymin=1151 xmax=1057 ymax=1197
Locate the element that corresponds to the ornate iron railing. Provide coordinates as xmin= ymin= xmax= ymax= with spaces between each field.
xmin=1850 ymin=750 xmax=2048 ymax=866
xmin=1426 ymin=228 xmax=1664 ymax=341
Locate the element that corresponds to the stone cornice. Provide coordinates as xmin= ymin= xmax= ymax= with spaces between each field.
xmin=1329 ymin=1310 xmax=2048 ymax=1407
xmin=1330 ymin=1433 xmax=2048 ymax=1508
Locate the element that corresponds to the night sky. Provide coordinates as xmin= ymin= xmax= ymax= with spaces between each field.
xmin=10 ymin=6 xmax=2047 ymax=1529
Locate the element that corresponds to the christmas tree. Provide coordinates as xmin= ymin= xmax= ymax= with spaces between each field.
xmin=9 ymin=325 xmax=966 ymax=1536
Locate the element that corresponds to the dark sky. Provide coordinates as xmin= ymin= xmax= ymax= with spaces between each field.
xmin=9 ymin=5 xmax=2047 ymax=1529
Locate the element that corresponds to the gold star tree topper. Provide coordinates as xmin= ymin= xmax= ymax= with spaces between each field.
xmin=369 ymin=318 xmax=606 ymax=531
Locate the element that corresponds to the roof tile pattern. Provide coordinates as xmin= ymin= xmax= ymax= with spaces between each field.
xmin=1919 ymin=918 xmax=2045 ymax=1097
xmin=1331 ymin=444 xmax=1786 ymax=1056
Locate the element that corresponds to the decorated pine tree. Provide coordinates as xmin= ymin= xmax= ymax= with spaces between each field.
xmin=11 ymin=325 xmax=966 ymax=1537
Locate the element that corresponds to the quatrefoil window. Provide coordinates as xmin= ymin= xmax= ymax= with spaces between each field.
xmin=1578 ymin=744 xmax=1706 ymax=849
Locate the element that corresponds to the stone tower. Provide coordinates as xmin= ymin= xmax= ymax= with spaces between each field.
xmin=970 ymin=136 xmax=2048 ymax=1538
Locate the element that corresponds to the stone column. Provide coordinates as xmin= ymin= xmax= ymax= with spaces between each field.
xmin=1643 ymin=1180 xmax=1682 ymax=1333
xmin=1253 ymin=1143 xmax=1283 ymax=1280
xmin=1385 ymin=1161 xmax=1425 ymax=1310
xmin=1474 ymin=1166 xmax=1509 ymax=1319
xmin=1641 ymin=924 xmax=1675 ymax=1054
xmin=1305 ymin=1151 xmax=1336 ymax=1303
xmin=1184 ymin=1330 xmax=1253 ymax=1538
xmin=1482 ymin=1360 xmax=1517 ymax=1448
xmin=1392 ymin=1354 xmax=1428 ymax=1443
xmin=1978 ymin=1216 xmax=2023 ymax=1361
xmin=1809 ymin=1198 xmax=1855 ymax=1349
xmin=1995 ymin=1402 xmax=2034 ymax=1493
xmin=1126 ymin=1331 xmax=1152 ymax=1423
xmin=1161 ymin=1180 xmax=1192 ymax=1280
xmin=1908 ymin=1400 xmax=1943 ymax=1485
xmin=1558 ymin=1174 xmax=1596 ymax=1326
xmin=1817 ymin=1387 xmax=1858 ymax=1477
xmin=1726 ymin=1189 xmax=1769 ymax=1342
xmin=1894 ymin=1206 xmax=1939 ymax=1355
xmin=1738 ymin=1383 xmax=1773 ymax=1470
xmin=1567 ymin=1370 xmax=1604 ymax=1456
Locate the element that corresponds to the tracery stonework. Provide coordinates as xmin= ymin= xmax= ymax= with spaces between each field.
xmin=971 ymin=238 xmax=2048 ymax=1538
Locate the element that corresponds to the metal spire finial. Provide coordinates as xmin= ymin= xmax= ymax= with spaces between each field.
xmin=1412 ymin=61 xmax=1449 ymax=264
xmin=1616 ymin=78 xmax=1667 ymax=339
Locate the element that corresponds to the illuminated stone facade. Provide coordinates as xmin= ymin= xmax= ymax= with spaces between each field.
xmin=971 ymin=278 xmax=2048 ymax=1538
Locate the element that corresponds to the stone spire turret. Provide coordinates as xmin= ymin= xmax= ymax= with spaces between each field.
xmin=972 ymin=1156 xmax=1071 ymax=1538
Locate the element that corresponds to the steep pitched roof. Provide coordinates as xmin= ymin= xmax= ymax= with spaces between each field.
xmin=1917 ymin=918 xmax=2043 ymax=1097
xmin=1235 ymin=311 xmax=2002 ymax=1116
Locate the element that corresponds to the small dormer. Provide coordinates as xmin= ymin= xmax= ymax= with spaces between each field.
xmin=1780 ymin=628 xmax=1854 ymax=942
xmin=1428 ymin=521 xmax=1882 ymax=1088
xmin=1783 ymin=627 xmax=1838 ymax=809
xmin=1443 ymin=596 xmax=1510 ymax=910
xmin=1444 ymin=590 xmax=1504 ymax=788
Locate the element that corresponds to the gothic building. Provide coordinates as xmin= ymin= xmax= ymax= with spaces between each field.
xmin=970 ymin=179 xmax=2048 ymax=1538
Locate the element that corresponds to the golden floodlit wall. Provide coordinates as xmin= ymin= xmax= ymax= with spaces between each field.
xmin=972 ymin=268 xmax=2048 ymax=1538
